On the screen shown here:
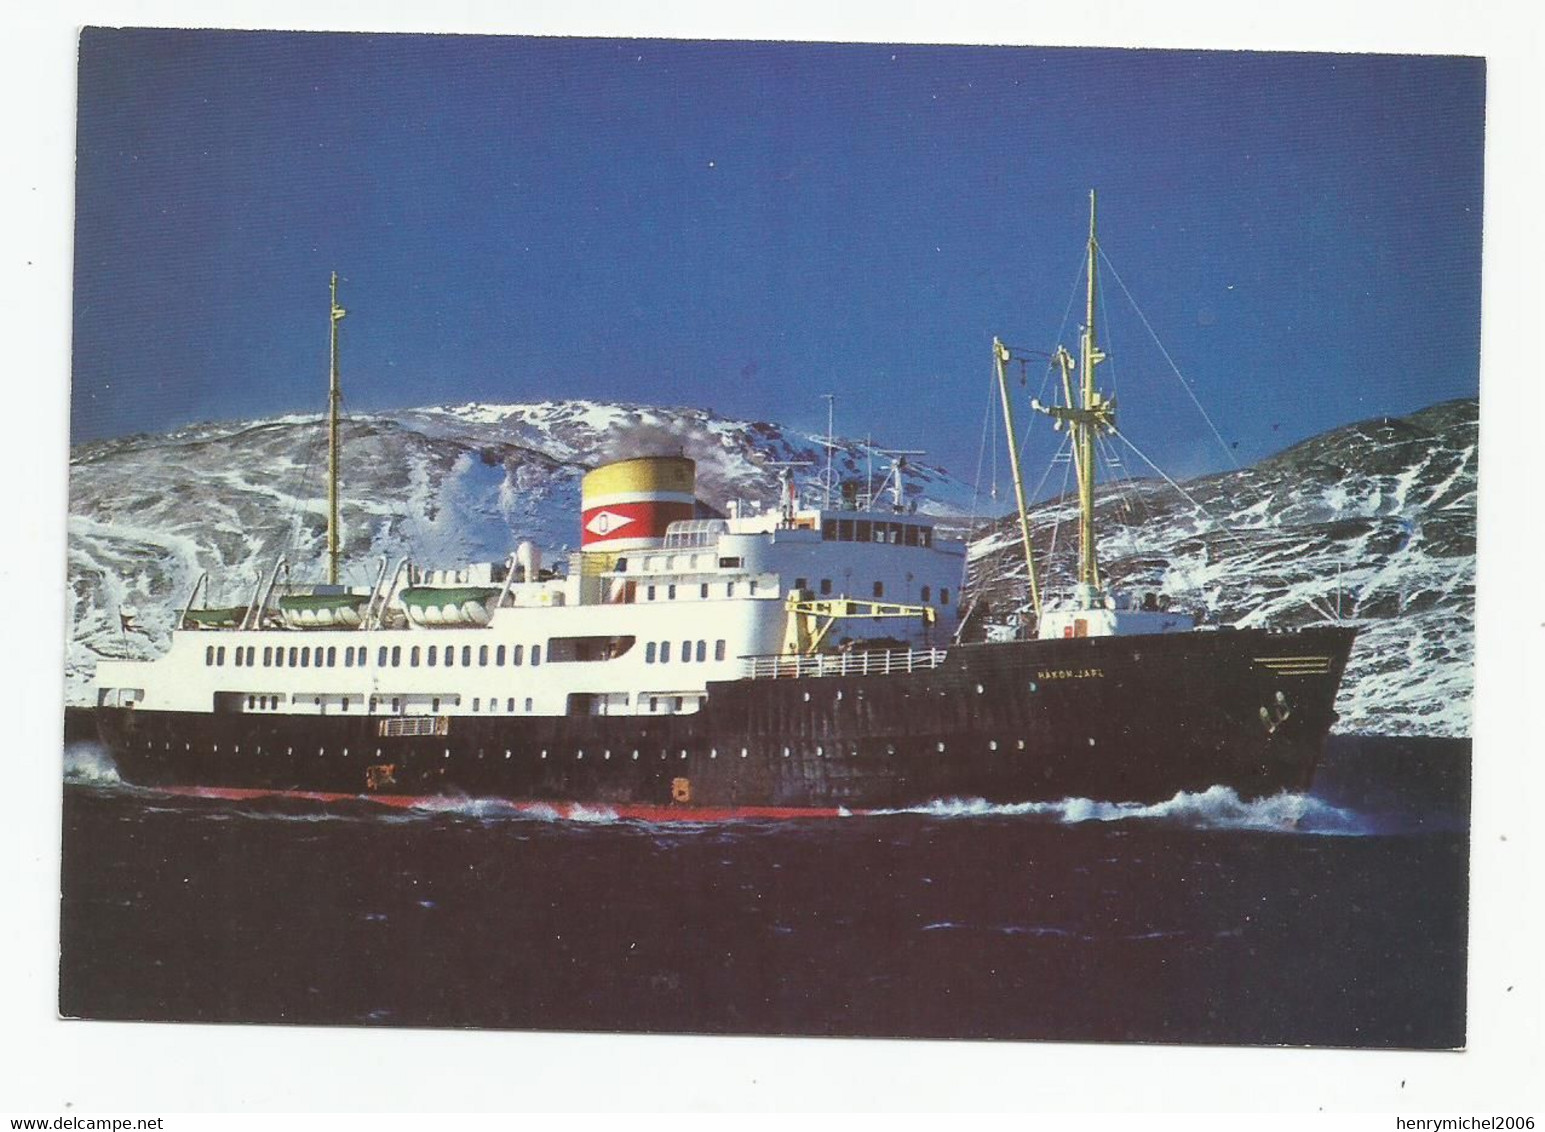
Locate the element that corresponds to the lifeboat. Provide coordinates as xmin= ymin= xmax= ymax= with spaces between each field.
xmin=182 ymin=606 xmax=248 ymax=629
xmin=398 ymin=586 xmax=502 ymax=627
xmin=276 ymin=592 xmax=369 ymax=629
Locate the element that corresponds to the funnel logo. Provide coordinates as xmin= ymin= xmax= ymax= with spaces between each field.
xmin=585 ymin=510 xmax=635 ymax=537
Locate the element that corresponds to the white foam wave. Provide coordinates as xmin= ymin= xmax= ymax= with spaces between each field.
xmin=62 ymin=742 xmax=122 ymax=785
xmin=885 ymin=785 xmax=1368 ymax=834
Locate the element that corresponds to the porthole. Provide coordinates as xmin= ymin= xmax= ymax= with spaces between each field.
xmin=937 ymin=741 xmax=946 ymax=752
xmin=989 ymin=740 xmax=998 ymax=751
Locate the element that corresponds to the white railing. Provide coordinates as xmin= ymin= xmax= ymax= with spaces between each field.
xmin=740 ymin=648 xmax=948 ymax=680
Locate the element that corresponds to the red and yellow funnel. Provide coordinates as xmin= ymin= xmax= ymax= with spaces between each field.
xmin=580 ymin=456 xmax=696 ymax=552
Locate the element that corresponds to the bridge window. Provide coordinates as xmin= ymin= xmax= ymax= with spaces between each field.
xmin=696 ymin=640 xmax=707 ymax=663
xmin=700 ymin=583 xmax=709 ymax=599
xmin=392 ymin=646 xmax=401 ymax=667
xmin=463 ymin=646 xmax=472 ymax=667
xmin=327 ymin=646 xmax=337 ymax=667
xmin=216 ymin=646 xmax=226 ymax=666
xmin=432 ymin=698 xmax=440 ymax=713
xmin=718 ymin=556 xmax=742 ymax=568
xmin=234 ymin=648 xmax=244 ymax=668
xmin=820 ymin=578 xmax=833 ymax=595
xmin=667 ymin=584 xmax=677 ymax=600
xmin=479 ymin=645 xmax=489 ymax=667
xmin=525 ymin=697 xmax=533 ymax=712
xmin=941 ymin=588 xmax=951 ymax=605
xmin=855 ymin=521 xmax=871 ymax=542
xmin=531 ymin=645 xmax=542 ymax=667
xmin=647 ymin=585 xmax=657 ymax=601
xmin=646 ymin=642 xmax=657 ymax=664
xmin=873 ymin=581 xmax=885 ymax=598
xmin=496 ymin=645 xmax=506 ymax=665
xmin=921 ymin=585 xmax=931 ymax=602
xmin=377 ymin=646 xmax=387 ymax=667
xmin=205 ymin=646 xmax=214 ymax=666
xmin=512 ymin=644 xmax=524 ymax=666
xmin=548 ymin=636 xmax=634 ymax=663
xmin=410 ymin=646 xmax=420 ymax=667
xmin=264 ymin=646 xmax=273 ymax=666
xmin=681 ymin=640 xmax=692 ymax=663
xmin=660 ymin=641 xmax=671 ymax=663
xmin=715 ymin=640 xmax=726 ymax=661
xmin=428 ymin=645 xmax=438 ymax=667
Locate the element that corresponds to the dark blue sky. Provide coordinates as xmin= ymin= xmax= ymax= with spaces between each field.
xmin=72 ymin=30 xmax=1484 ymax=484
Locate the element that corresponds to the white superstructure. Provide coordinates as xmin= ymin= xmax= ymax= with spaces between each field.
xmin=95 ymin=494 xmax=965 ymax=721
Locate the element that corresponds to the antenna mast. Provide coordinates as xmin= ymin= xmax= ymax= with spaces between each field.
xmin=821 ymin=393 xmax=836 ymax=509
xmin=327 ymin=272 xmax=347 ymax=586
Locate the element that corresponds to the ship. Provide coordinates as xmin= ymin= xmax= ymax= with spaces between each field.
xmin=90 ymin=196 xmax=1358 ymax=817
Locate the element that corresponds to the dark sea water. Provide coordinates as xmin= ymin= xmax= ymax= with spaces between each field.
xmin=58 ymin=737 xmax=1470 ymax=1049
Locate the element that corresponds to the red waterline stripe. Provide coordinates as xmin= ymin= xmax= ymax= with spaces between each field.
xmin=157 ymin=784 xmax=864 ymax=821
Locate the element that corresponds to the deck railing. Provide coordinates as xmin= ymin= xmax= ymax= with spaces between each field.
xmin=740 ymin=648 xmax=948 ymax=681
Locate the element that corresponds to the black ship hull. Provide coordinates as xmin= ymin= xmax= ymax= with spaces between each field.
xmin=95 ymin=626 xmax=1357 ymax=814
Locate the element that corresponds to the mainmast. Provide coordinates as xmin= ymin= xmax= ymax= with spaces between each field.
xmin=1033 ymin=189 xmax=1117 ymax=606
xmin=327 ymin=272 xmax=346 ymax=586
xmin=1077 ymin=189 xmax=1106 ymax=593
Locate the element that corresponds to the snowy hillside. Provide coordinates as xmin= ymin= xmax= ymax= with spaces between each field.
xmin=965 ymin=399 xmax=1477 ymax=737
xmin=66 ymin=399 xmax=978 ymax=703
xmin=66 ymin=398 xmax=1477 ymax=737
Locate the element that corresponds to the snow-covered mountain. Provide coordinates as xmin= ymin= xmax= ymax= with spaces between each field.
xmin=965 ymin=399 xmax=1477 ymax=737
xmin=66 ymin=397 xmax=1477 ymax=737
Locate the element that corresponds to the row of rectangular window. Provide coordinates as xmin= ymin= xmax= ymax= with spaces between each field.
xmin=791 ymin=578 xmax=950 ymax=604
xmin=644 ymin=639 xmax=727 ymax=665
xmin=244 ymin=694 xmax=538 ymax=714
xmin=207 ymin=642 xmax=545 ymax=669
xmin=820 ymin=519 xmax=934 ymax=547
xmin=643 ymin=580 xmax=756 ymax=601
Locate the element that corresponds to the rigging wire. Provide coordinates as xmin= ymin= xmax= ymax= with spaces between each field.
xmin=1097 ymin=246 xmax=1237 ymax=469
xmin=1111 ymin=426 xmax=1340 ymax=623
